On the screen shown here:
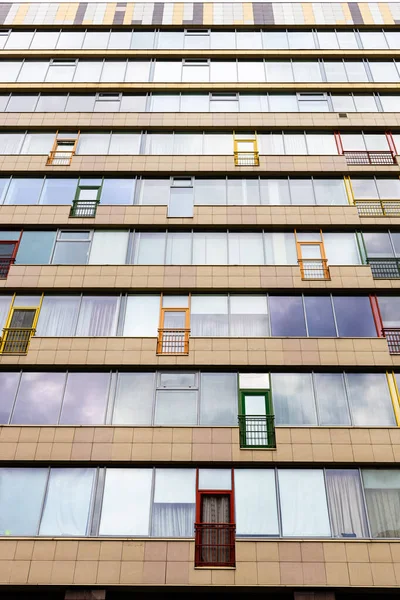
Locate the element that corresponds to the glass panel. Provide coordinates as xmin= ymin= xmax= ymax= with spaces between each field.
xmin=228 ymin=233 xmax=264 ymax=265
xmin=239 ymin=373 xmax=269 ymax=390
xmin=272 ymin=373 xmax=316 ymax=425
xmin=57 ymin=31 xmax=85 ymax=49
xmin=52 ymin=239 xmax=90 ymax=265
xmin=191 ymin=295 xmax=229 ymax=336
xmin=369 ymin=61 xmax=399 ymax=83
xmin=314 ymin=179 xmax=348 ymax=205
xmin=108 ymin=31 xmax=132 ymax=49
xmin=46 ymin=62 xmax=75 ymax=83
xmin=313 ymin=372 xmax=350 ymax=425
xmin=39 ymin=468 xmax=95 ymax=536
xmin=230 ymin=295 xmax=269 ymax=336
xmin=326 ymin=469 xmax=369 ymax=538
xmin=123 ymin=295 xmax=160 ymax=336
xmin=11 ymin=372 xmax=65 ymax=425
xmin=89 ymin=231 xmax=129 ymax=265
xmin=269 ymin=296 xmax=306 ymax=336
xmin=74 ymin=61 xmax=102 ymax=82
xmin=0 ymin=372 xmax=19 ymax=423
xmin=5 ymin=31 xmax=34 ymax=49
xmin=260 ymin=180 xmax=290 ymax=205
xmin=131 ymin=31 xmax=155 ymax=49
xmin=30 ymin=31 xmax=59 ymax=49
xmin=6 ymin=95 xmax=37 ymax=112
xmin=200 ymin=373 xmax=237 ymax=425
xmin=0 ymin=468 xmax=47 ymax=536
xmin=304 ymin=296 xmax=337 ymax=336
xmin=77 ymin=133 xmax=110 ymax=155
xmin=351 ymin=179 xmax=379 ymax=200
xmin=76 ymin=296 xmax=119 ymax=336
xmin=346 ymin=373 xmax=395 ymax=426
xmin=133 ymin=232 xmax=166 ymax=265
xmin=15 ymin=231 xmax=56 ymax=265
xmin=363 ymin=469 xmax=400 ymax=538
xmin=65 ymin=95 xmax=95 ymax=112
xmin=113 ymin=372 xmax=154 ymax=425
xmin=17 ymin=61 xmax=48 ymax=82
xmin=155 ymin=390 xmax=197 ymax=425
xmin=36 ymin=296 xmax=80 ymax=336
xmin=363 ymin=232 xmax=394 ymax=258
xmin=278 ymin=469 xmax=331 ymax=536
xmin=0 ymin=61 xmax=22 ymax=83
xmin=125 ymin=61 xmax=151 ymax=82
xmin=83 ymin=31 xmax=110 ymax=49
xmin=293 ymin=61 xmax=322 ymax=82
xmin=235 ymin=469 xmax=279 ymax=535
xmin=288 ymin=31 xmax=315 ymax=49
xmin=265 ymin=61 xmax=293 ymax=82
xmin=198 ymin=469 xmax=231 ymax=490
xmin=333 ymin=296 xmax=376 ymax=337
xmin=39 ymin=178 xmax=77 ymax=205
xmin=192 ymin=232 xmax=227 ymax=264
xmin=151 ymin=469 xmax=196 ymax=537
xmin=166 ymin=232 xmax=192 ymax=264
xmin=0 ymin=133 xmax=24 ymax=154
xmin=153 ymin=61 xmax=181 ymax=82
xmin=237 ymin=61 xmax=264 ymax=82
xmin=195 ymin=179 xmax=226 ymax=205
xmin=102 ymin=179 xmax=135 ymax=205
xmin=60 ymin=372 xmax=110 ymax=425
xmin=99 ymin=468 xmax=153 ymax=535
xmin=109 ymin=133 xmax=140 ymax=155
xmin=323 ymin=232 xmax=360 ymax=264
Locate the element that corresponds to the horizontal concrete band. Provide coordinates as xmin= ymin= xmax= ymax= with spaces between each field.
xmin=0 ymin=336 xmax=394 ymax=368
xmin=1 ymin=264 xmax=392 ymax=292
xmin=0 ymin=538 xmax=398 ymax=587
xmin=0 ymin=155 xmax=399 ymax=175
xmin=0 ymin=204 xmax=392 ymax=229
xmin=2 ymin=113 xmax=400 ymax=130
xmin=0 ymin=425 xmax=399 ymax=464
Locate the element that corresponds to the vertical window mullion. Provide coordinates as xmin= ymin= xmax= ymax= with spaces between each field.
xmin=148 ymin=467 xmax=156 ymax=536
xmin=310 ymin=372 xmax=321 ymax=425
xmin=274 ymin=468 xmax=283 ymax=537
xmin=55 ymin=371 xmax=69 ymax=424
xmin=319 ymin=58 xmax=327 ymax=83
xmin=72 ymin=294 xmax=84 ymax=336
xmin=330 ymin=294 xmax=339 ymax=337
xmin=15 ymin=58 xmax=25 ymax=82
xmin=103 ymin=370 xmax=116 ymax=425
xmin=37 ymin=467 xmax=52 ymax=535
xmin=116 ymin=293 xmax=126 ymax=336
xmin=90 ymin=467 xmax=106 ymax=536
xmin=342 ymin=371 xmax=355 ymax=426
xmin=7 ymin=370 xmax=23 ymax=425
xmin=358 ymin=467 xmax=372 ymax=538
xmin=36 ymin=175 xmax=47 ymax=205
xmin=302 ymin=294 xmax=309 ymax=337
xmin=322 ymin=468 xmax=334 ymax=538
xmin=364 ymin=59 xmax=374 ymax=83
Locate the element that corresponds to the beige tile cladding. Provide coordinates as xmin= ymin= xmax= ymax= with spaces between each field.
xmin=1 ymin=265 xmax=384 ymax=291
xmin=0 ymin=204 xmax=364 ymax=227
xmin=1 ymin=154 xmax=397 ymax=175
xmin=2 ymin=112 xmax=400 ymax=130
xmin=0 ymin=538 xmax=399 ymax=586
xmin=0 ymin=336 xmax=393 ymax=368
xmin=1 ymin=426 xmax=400 ymax=464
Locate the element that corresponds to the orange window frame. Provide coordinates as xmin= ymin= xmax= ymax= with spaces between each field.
xmin=47 ymin=130 xmax=80 ymax=166
xmin=294 ymin=229 xmax=330 ymax=280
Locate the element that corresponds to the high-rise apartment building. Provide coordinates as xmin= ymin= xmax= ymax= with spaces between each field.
xmin=1 ymin=2 xmax=400 ymax=600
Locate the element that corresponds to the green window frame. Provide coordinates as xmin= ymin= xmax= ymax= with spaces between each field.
xmin=238 ymin=389 xmax=275 ymax=449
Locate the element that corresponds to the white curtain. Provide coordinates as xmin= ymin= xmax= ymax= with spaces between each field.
xmin=264 ymin=232 xmax=297 ymax=264
xmin=36 ymin=296 xmax=80 ymax=336
xmin=326 ymin=469 xmax=369 ymax=537
xmin=151 ymin=469 xmax=196 ymax=537
xmin=89 ymin=231 xmax=129 ymax=265
xmin=39 ymin=468 xmax=95 ymax=536
xmin=235 ymin=469 xmax=279 ymax=535
xmin=193 ymin=233 xmax=228 ymax=264
xmin=278 ymin=469 xmax=331 ymax=536
xmin=99 ymin=469 xmax=152 ymax=535
xmin=229 ymin=295 xmax=269 ymax=336
xmin=75 ymin=296 xmax=119 ymax=336
xmin=284 ymin=134 xmax=307 ymax=155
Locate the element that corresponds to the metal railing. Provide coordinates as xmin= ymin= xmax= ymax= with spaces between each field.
xmin=70 ymin=199 xmax=99 ymax=218
xmin=238 ymin=414 xmax=276 ymax=449
xmin=354 ymin=199 xmax=400 ymax=217
xmin=46 ymin=150 xmax=75 ymax=166
xmin=234 ymin=151 xmax=260 ymax=167
xmin=367 ymin=258 xmax=400 ymax=279
xmin=0 ymin=257 xmax=15 ymax=279
xmin=343 ymin=151 xmax=395 ymax=166
xmin=157 ymin=328 xmax=190 ymax=355
xmin=382 ymin=328 xmax=400 ymax=354
xmin=0 ymin=328 xmax=35 ymax=354
xmin=298 ymin=258 xmax=330 ymax=280
xmin=194 ymin=523 xmax=236 ymax=567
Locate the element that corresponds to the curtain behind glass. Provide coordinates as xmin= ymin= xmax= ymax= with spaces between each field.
xmin=326 ymin=469 xmax=369 ymax=538
xmin=75 ymin=296 xmax=119 ymax=336
xmin=36 ymin=296 xmax=80 ymax=336
xmin=191 ymin=295 xmax=229 ymax=336
xmin=39 ymin=468 xmax=95 ymax=536
xmin=151 ymin=469 xmax=196 ymax=537
xmin=363 ymin=470 xmax=400 ymax=538
xmin=230 ymin=296 xmax=269 ymax=336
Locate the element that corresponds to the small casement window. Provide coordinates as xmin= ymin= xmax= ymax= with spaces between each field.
xmin=50 ymin=59 xmax=77 ymax=67
xmin=295 ymin=229 xmax=330 ymax=280
xmin=297 ymin=92 xmax=329 ymax=112
xmin=51 ymin=230 xmax=92 ymax=265
xmin=168 ymin=177 xmax=194 ymax=218
xmin=184 ymin=29 xmax=210 ymax=49
xmin=94 ymin=92 xmax=122 ymax=112
xmin=210 ymin=93 xmax=239 ymax=113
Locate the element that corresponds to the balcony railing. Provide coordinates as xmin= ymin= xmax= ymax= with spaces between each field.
xmin=194 ymin=523 xmax=236 ymax=567
xmin=0 ymin=328 xmax=35 ymax=354
xmin=234 ymin=151 xmax=260 ymax=167
xmin=382 ymin=328 xmax=400 ymax=354
xmin=238 ymin=414 xmax=276 ymax=448
xmin=367 ymin=258 xmax=400 ymax=279
xmin=70 ymin=199 xmax=99 ymax=218
xmin=354 ymin=199 xmax=400 ymax=217
xmin=0 ymin=257 xmax=15 ymax=279
xmin=46 ymin=150 xmax=75 ymax=166
xmin=343 ymin=150 xmax=395 ymax=166
xmin=157 ymin=328 xmax=190 ymax=354
xmin=298 ymin=258 xmax=330 ymax=280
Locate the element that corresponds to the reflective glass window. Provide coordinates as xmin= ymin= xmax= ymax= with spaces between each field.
xmin=269 ymin=295 xmax=306 ymax=336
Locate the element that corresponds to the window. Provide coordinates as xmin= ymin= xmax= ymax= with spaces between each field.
xmin=323 ymin=233 xmax=360 ymax=265
xmin=94 ymin=92 xmax=121 ymax=112
xmin=199 ymin=373 xmax=237 ymax=426
xmin=182 ymin=59 xmax=210 ymax=83
xmin=169 ymin=178 xmax=194 ymax=217
xmin=113 ymin=373 xmax=154 ymax=425
xmin=89 ymin=231 xmax=129 ymax=265
xmin=133 ymin=232 xmax=166 ymax=264
xmin=152 ymin=469 xmax=196 ymax=537
xmin=154 ymin=376 xmax=197 ymax=425
xmin=75 ymin=296 xmax=119 ymax=336
xmin=52 ymin=230 xmax=91 ymax=265
xmin=46 ymin=59 xmax=76 ymax=82
xmin=123 ymin=295 xmax=160 ymax=337
xmin=39 ymin=468 xmax=95 ymax=536
xmin=0 ymin=372 xmax=19 ymax=423
xmin=346 ymin=373 xmax=395 ymax=427
xmin=326 ymin=470 xmax=369 ymax=538
xmin=304 ymin=296 xmax=336 ymax=336
xmin=11 ymin=372 xmax=65 ymax=425
xmin=235 ymin=470 xmax=279 ymax=536
xmin=40 ymin=178 xmax=77 ymax=205
xmin=18 ymin=61 xmax=48 ymax=83
xmin=36 ymin=296 xmax=80 ymax=337
xmin=314 ymin=373 xmax=351 ymax=426
xmin=191 ymin=295 xmax=229 ymax=336
xmin=363 ymin=470 xmax=400 ymax=538
xmin=269 ymin=296 xmax=306 ymax=336
xmin=59 ymin=372 xmax=110 ymax=425
xmin=101 ymin=179 xmax=136 ymax=205
xmin=332 ymin=296 xmax=376 ymax=337
xmin=272 ymin=373 xmax=316 ymax=425
xmin=230 ymin=295 xmax=269 ymax=336
xmin=0 ymin=468 xmax=47 ymax=536
xmin=278 ymin=469 xmax=331 ymax=536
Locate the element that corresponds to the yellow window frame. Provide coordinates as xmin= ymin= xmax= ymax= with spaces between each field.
xmin=0 ymin=294 xmax=43 ymax=355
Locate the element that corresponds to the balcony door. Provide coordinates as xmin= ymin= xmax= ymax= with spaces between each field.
xmin=200 ymin=493 xmax=231 ymax=565
xmin=240 ymin=390 xmax=271 ymax=447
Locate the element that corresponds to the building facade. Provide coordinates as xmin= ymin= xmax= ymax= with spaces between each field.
xmin=1 ymin=3 xmax=400 ymax=600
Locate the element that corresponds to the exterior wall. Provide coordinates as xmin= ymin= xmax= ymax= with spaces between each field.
xmin=0 ymin=336 xmax=392 ymax=367
xmin=0 ymin=538 xmax=398 ymax=587
xmin=0 ymin=425 xmax=399 ymax=464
